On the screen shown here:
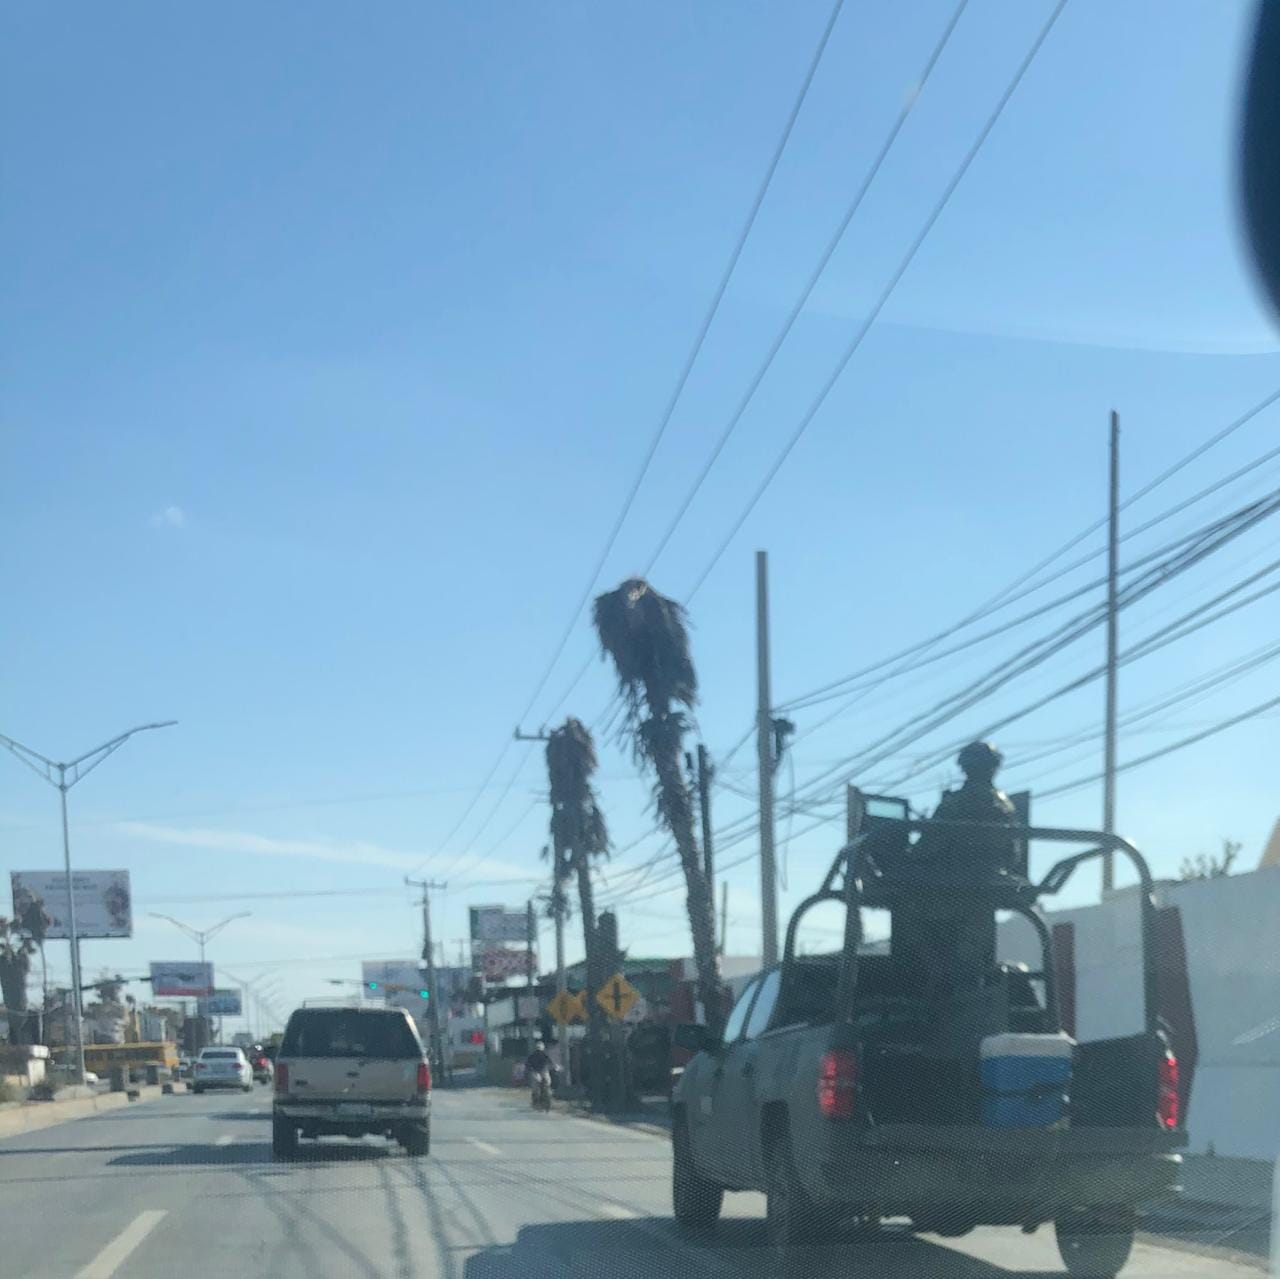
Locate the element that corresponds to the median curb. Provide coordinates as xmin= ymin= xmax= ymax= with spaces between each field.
xmin=561 ymin=1097 xmax=671 ymax=1140
xmin=0 ymin=1084 xmax=170 ymax=1141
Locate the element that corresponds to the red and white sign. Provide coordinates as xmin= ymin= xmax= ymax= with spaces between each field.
xmin=481 ymin=948 xmax=533 ymax=980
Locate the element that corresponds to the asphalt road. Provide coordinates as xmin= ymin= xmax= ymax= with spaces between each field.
xmin=0 ymin=1083 xmax=1264 ymax=1278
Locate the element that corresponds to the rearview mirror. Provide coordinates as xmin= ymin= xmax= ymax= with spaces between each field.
xmin=673 ymin=1023 xmax=719 ymax=1054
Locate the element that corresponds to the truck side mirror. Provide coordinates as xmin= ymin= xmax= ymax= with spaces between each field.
xmin=673 ymin=1023 xmax=720 ymax=1054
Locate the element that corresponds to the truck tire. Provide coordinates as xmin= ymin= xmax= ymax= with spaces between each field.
xmin=765 ymin=1133 xmax=819 ymax=1253
xmin=402 ymin=1123 xmax=430 ymax=1158
xmin=1055 ymin=1209 xmax=1136 ymax=1278
xmin=672 ymin=1121 xmax=722 ymax=1232
xmin=272 ymin=1115 xmax=298 ymax=1160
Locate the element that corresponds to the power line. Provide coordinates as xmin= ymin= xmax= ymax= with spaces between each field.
xmin=783 ymin=491 xmax=1280 ymax=804
xmin=511 ymin=0 xmax=847 ymax=734
xmin=1036 ymin=691 xmax=1280 ymax=801
xmin=682 ymin=0 xmax=1069 ymax=602
xmin=641 ymin=0 xmax=973 ymax=578
xmin=779 ymin=410 xmax=1280 ymax=715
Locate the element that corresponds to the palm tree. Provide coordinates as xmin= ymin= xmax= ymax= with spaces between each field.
xmin=15 ymin=893 xmax=52 ymax=1044
xmin=546 ymin=719 xmax=610 ymax=1001
xmin=0 ymin=918 xmax=36 ymax=1046
xmin=593 ymin=578 xmax=719 ymax=1026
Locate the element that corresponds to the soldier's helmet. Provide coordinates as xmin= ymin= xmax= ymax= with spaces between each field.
xmin=957 ymin=740 xmax=1003 ymax=779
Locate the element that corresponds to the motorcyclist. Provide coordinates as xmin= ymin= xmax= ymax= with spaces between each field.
xmin=525 ymin=1040 xmax=553 ymax=1108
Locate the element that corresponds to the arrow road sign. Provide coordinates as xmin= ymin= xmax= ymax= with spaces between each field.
xmin=596 ymin=972 xmax=639 ymax=1022
xmin=547 ymin=989 xmax=586 ymax=1026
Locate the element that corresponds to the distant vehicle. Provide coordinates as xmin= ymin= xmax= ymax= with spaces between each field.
xmin=177 ymin=1057 xmax=193 ymax=1079
xmin=192 ymin=1047 xmax=253 ymax=1094
xmin=82 ymin=1071 xmax=99 ymax=1087
xmin=250 ymin=1052 xmax=272 ymax=1084
xmin=671 ymin=798 xmax=1186 ymax=1279
xmin=272 ymin=1005 xmax=431 ymax=1159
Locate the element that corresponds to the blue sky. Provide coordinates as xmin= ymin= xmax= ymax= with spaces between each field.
xmin=4 ymin=0 xmax=1280 ymax=1031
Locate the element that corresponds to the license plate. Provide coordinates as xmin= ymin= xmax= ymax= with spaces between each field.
xmin=336 ymin=1103 xmax=373 ymax=1119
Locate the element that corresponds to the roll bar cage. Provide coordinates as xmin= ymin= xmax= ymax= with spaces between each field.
xmin=782 ymin=807 xmax=1159 ymax=1037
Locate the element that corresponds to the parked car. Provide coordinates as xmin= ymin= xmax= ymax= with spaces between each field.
xmin=192 ymin=1046 xmax=253 ymax=1094
xmin=272 ymin=1005 xmax=431 ymax=1159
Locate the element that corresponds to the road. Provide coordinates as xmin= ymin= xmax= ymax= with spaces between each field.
xmin=0 ymin=1083 xmax=1263 ymax=1278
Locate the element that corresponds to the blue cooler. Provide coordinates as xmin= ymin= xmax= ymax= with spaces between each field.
xmin=979 ymin=1032 xmax=1073 ymax=1128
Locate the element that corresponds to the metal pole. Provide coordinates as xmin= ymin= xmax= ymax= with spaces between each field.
xmin=697 ymin=744 xmax=715 ymax=887
xmin=1102 ymin=411 xmax=1120 ymax=893
xmin=719 ymin=880 xmax=728 ymax=956
xmin=526 ymin=900 xmax=536 ymax=991
xmin=408 ymin=879 xmax=446 ymax=1082
xmin=60 ymin=779 xmax=87 ymax=1087
xmin=756 ymin=550 xmax=779 ymax=966
xmin=554 ymin=884 xmax=567 ymax=996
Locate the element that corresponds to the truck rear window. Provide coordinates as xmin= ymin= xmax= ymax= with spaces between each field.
xmin=281 ymin=1010 xmax=422 ymax=1060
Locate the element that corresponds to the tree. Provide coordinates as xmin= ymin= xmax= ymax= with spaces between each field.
xmin=593 ymin=578 xmax=720 ymax=1027
xmin=14 ymin=892 xmax=52 ymax=1044
xmin=545 ymin=717 xmax=610 ymax=1088
xmin=0 ymin=917 xmax=36 ymax=1046
xmin=1179 ymin=838 xmax=1241 ymax=882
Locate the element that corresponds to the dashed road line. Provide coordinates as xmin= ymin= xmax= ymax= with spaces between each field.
xmin=596 ymin=1202 xmax=640 ymax=1219
xmin=215 ymin=1134 xmax=235 ymax=1146
xmin=76 ymin=1209 xmax=166 ymax=1279
xmin=465 ymin=1137 xmax=502 ymax=1156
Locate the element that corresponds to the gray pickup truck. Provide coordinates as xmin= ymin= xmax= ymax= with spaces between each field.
xmin=671 ymin=798 xmax=1186 ymax=1279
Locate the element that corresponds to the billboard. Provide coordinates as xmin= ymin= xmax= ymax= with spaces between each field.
xmin=469 ymin=906 xmax=527 ymax=943
xmin=150 ymin=961 xmax=214 ymax=997
xmin=11 ymin=870 xmax=132 ymax=939
xmin=480 ymin=947 xmax=533 ymax=980
xmin=198 ymin=989 xmax=243 ymax=1017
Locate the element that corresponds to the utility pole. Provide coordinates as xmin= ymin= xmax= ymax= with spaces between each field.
xmin=696 ymin=744 xmax=715 ymax=886
xmin=719 ymin=881 xmax=728 ymax=956
xmin=1102 ymin=411 xmax=1120 ymax=893
xmin=1 ymin=722 xmax=177 ymax=1084
xmin=405 ymin=879 xmax=447 ymax=1083
xmin=755 ymin=550 xmax=779 ymax=966
xmin=553 ymin=883 xmax=567 ymax=995
xmin=526 ymin=900 xmax=536 ymax=991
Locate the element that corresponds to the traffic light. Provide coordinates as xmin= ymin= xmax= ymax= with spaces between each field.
xmin=417 ymin=988 xmax=430 ymax=1001
xmin=366 ymin=980 xmax=379 ymax=992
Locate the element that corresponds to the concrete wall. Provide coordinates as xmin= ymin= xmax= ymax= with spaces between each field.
xmin=1000 ymin=866 xmax=1280 ymax=1160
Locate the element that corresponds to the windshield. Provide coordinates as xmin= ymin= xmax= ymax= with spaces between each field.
xmin=3 ymin=2 xmax=1278 ymax=1276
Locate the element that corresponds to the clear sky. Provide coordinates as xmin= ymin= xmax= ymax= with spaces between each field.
xmin=4 ymin=0 xmax=1280 ymax=1032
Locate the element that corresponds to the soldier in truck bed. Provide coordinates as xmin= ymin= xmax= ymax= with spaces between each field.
xmin=912 ymin=740 xmax=1019 ymax=876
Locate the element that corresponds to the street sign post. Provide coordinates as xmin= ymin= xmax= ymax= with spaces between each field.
xmin=596 ymin=972 xmax=639 ymax=1022
xmin=547 ymin=989 xmax=586 ymax=1025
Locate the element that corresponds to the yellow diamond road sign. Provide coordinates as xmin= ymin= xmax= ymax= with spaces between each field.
xmin=547 ymin=989 xmax=586 ymax=1026
xmin=597 ymin=972 xmax=639 ymax=1022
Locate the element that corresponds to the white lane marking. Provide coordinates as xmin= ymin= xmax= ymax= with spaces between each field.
xmin=465 ymin=1137 xmax=502 ymax=1155
xmin=597 ymin=1202 xmax=639 ymax=1219
xmin=215 ymin=1134 xmax=235 ymax=1146
xmin=76 ymin=1210 xmax=167 ymax=1279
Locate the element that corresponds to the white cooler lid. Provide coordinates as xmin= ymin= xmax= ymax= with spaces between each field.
xmin=980 ymin=1031 xmax=1075 ymax=1059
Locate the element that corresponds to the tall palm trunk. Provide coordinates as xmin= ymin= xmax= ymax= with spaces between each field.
xmin=652 ymin=742 xmax=719 ymax=1024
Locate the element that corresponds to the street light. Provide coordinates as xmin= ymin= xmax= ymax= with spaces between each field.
xmin=147 ymin=911 xmax=251 ymax=974
xmin=0 ymin=721 xmax=177 ymax=1085
xmin=222 ymin=968 xmax=281 ymax=1041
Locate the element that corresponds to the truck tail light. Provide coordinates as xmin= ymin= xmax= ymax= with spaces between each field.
xmin=1157 ymin=1051 xmax=1179 ymax=1129
xmin=817 ymin=1049 xmax=857 ymax=1119
xmin=416 ymin=1061 xmax=432 ymax=1095
xmin=274 ymin=1062 xmax=289 ymax=1095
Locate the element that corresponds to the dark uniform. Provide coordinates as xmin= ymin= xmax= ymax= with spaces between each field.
xmin=896 ymin=742 xmax=1018 ymax=1004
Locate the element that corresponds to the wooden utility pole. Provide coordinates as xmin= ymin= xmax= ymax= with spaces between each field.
xmin=696 ymin=744 xmax=715 ymax=886
xmin=756 ymin=550 xmax=779 ymax=966
xmin=405 ymin=878 xmax=447 ymax=1082
xmin=1102 ymin=412 xmax=1120 ymax=893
